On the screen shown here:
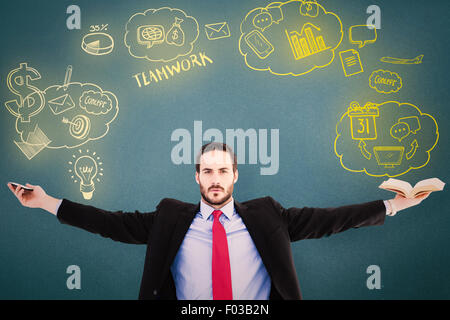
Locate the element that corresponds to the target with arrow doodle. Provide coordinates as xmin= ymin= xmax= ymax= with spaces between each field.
xmin=62 ymin=115 xmax=91 ymax=140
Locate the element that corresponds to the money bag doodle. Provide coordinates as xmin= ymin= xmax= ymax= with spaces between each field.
xmin=166 ymin=17 xmax=185 ymax=46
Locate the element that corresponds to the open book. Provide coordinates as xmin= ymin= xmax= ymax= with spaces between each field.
xmin=379 ymin=178 xmax=445 ymax=198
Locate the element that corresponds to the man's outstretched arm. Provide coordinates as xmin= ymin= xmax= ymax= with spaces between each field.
xmin=268 ymin=192 xmax=431 ymax=242
xmin=7 ymin=182 xmax=156 ymax=244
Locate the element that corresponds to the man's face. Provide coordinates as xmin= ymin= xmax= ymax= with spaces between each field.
xmin=195 ymin=150 xmax=238 ymax=207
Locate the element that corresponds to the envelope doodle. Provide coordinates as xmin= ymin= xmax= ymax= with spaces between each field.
xmin=204 ymin=22 xmax=230 ymax=40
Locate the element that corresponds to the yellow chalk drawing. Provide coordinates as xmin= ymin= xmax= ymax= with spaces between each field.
xmin=68 ymin=149 xmax=104 ymax=200
xmin=125 ymin=7 xmax=199 ymax=62
xmin=398 ymin=116 xmax=421 ymax=134
xmin=239 ymin=0 xmax=343 ymax=76
xmin=166 ymin=17 xmax=185 ymax=46
xmin=4 ymin=63 xmax=119 ymax=160
xmin=380 ymin=54 xmax=424 ymax=65
xmin=62 ymin=115 xmax=91 ymax=140
xmin=244 ymin=30 xmax=274 ymax=59
xmin=81 ymin=32 xmax=114 ymax=56
xmin=285 ymin=23 xmax=331 ymax=60
xmin=334 ymin=101 xmax=439 ymax=177
xmin=339 ymin=49 xmax=363 ymax=77
xmin=138 ymin=25 xmax=165 ymax=48
xmin=369 ymin=69 xmax=402 ymax=94
xmin=373 ymin=146 xmax=405 ymax=168
xmin=14 ymin=125 xmax=51 ymax=160
xmin=348 ymin=101 xmax=379 ymax=140
xmin=358 ymin=141 xmax=372 ymax=160
xmin=390 ymin=116 xmax=421 ymax=142
xmin=349 ymin=25 xmax=377 ymax=48
xmin=253 ymin=6 xmax=284 ymax=31
xmin=48 ymin=94 xmax=75 ymax=115
xmin=300 ymin=0 xmax=319 ymax=18
xmin=406 ymin=139 xmax=419 ymax=160
xmin=204 ymin=22 xmax=231 ymax=40
xmin=5 ymin=63 xmax=45 ymax=123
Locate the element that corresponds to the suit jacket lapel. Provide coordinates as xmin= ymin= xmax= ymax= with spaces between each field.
xmin=234 ymin=199 xmax=274 ymax=276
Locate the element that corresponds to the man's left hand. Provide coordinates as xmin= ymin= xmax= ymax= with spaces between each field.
xmin=388 ymin=192 xmax=431 ymax=215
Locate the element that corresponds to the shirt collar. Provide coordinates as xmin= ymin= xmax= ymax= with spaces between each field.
xmin=200 ymin=197 xmax=234 ymax=220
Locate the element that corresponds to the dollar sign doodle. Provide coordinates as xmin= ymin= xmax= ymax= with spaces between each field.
xmin=5 ymin=63 xmax=45 ymax=122
xmin=172 ymin=30 xmax=179 ymax=40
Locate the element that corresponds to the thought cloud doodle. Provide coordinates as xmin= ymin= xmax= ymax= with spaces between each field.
xmin=239 ymin=0 xmax=343 ymax=76
xmin=4 ymin=63 xmax=118 ymax=160
xmin=334 ymin=101 xmax=438 ymax=177
xmin=124 ymin=7 xmax=199 ymax=62
xmin=369 ymin=70 xmax=402 ymax=94
xmin=80 ymin=90 xmax=113 ymax=115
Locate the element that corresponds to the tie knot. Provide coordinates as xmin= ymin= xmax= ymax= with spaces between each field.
xmin=212 ymin=210 xmax=223 ymax=220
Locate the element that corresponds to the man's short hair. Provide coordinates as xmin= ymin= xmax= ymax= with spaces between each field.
xmin=195 ymin=142 xmax=237 ymax=173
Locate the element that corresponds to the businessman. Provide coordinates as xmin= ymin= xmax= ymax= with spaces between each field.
xmin=8 ymin=142 xmax=430 ymax=300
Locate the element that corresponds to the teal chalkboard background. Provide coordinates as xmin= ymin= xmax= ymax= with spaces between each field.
xmin=1 ymin=0 xmax=448 ymax=299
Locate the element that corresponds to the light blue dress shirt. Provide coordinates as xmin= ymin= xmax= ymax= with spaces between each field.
xmin=170 ymin=198 xmax=271 ymax=300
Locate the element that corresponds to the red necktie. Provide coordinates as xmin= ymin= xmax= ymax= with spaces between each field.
xmin=212 ymin=210 xmax=233 ymax=300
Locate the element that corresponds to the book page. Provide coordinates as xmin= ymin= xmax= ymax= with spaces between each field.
xmin=382 ymin=187 xmax=407 ymax=197
xmin=379 ymin=178 xmax=412 ymax=194
xmin=414 ymin=178 xmax=445 ymax=190
xmin=411 ymin=178 xmax=445 ymax=197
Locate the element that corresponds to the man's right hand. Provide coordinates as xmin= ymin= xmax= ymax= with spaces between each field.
xmin=7 ymin=183 xmax=61 ymax=215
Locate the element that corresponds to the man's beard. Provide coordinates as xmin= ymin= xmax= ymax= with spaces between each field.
xmin=200 ymin=183 xmax=233 ymax=206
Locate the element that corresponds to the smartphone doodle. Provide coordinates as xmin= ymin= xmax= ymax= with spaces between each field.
xmin=244 ymin=30 xmax=274 ymax=59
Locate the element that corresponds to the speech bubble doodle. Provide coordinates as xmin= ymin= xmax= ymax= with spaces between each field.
xmin=390 ymin=122 xmax=410 ymax=142
xmin=137 ymin=25 xmax=165 ymax=48
xmin=253 ymin=10 xmax=273 ymax=32
xmin=369 ymin=70 xmax=402 ymax=94
xmin=398 ymin=116 xmax=421 ymax=133
xmin=349 ymin=25 xmax=377 ymax=48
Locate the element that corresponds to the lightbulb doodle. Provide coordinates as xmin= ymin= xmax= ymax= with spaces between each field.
xmin=334 ymin=101 xmax=439 ymax=177
xmin=68 ymin=149 xmax=103 ymax=200
xmin=4 ymin=63 xmax=119 ymax=160
xmin=124 ymin=7 xmax=199 ymax=62
xmin=239 ymin=0 xmax=343 ymax=76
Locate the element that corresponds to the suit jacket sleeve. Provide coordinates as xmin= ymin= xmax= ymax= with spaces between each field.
xmin=56 ymin=199 xmax=157 ymax=244
xmin=268 ymin=197 xmax=386 ymax=241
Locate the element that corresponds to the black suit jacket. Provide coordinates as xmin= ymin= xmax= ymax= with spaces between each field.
xmin=56 ymin=196 xmax=386 ymax=300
